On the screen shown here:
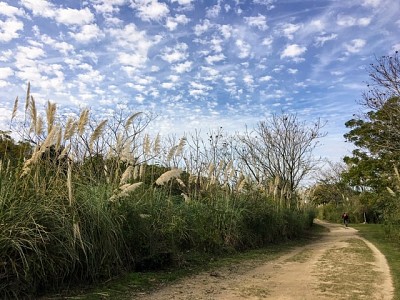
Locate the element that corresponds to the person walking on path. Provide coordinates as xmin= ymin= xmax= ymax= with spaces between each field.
xmin=342 ymin=212 xmax=350 ymax=227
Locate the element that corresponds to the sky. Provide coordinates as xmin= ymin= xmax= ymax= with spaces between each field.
xmin=0 ymin=0 xmax=399 ymax=163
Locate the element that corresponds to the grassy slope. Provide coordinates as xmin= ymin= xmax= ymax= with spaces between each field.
xmin=352 ymin=224 xmax=400 ymax=300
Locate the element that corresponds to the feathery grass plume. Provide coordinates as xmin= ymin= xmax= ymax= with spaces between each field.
xmin=394 ymin=165 xmax=400 ymax=182
xmin=155 ymin=168 xmax=182 ymax=185
xmin=143 ymin=134 xmax=151 ymax=155
xmin=139 ymin=163 xmax=146 ymax=179
xmin=89 ymin=119 xmax=108 ymax=150
xmin=11 ymin=96 xmax=18 ymax=121
xmin=121 ymin=182 xmax=142 ymax=194
xmin=29 ymin=96 xmax=37 ymax=133
xmin=114 ymin=132 xmax=123 ymax=155
xmin=110 ymin=182 xmax=143 ymax=201
xmin=387 ymin=186 xmax=396 ymax=196
xmin=133 ymin=165 xmax=139 ymax=180
xmin=77 ymin=108 xmax=89 ymax=135
xmin=223 ymin=160 xmax=233 ymax=182
xmin=42 ymin=124 xmax=59 ymax=149
xmin=153 ymin=133 xmax=161 ymax=155
xmin=35 ymin=116 xmax=43 ymax=136
xmin=175 ymin=137 xmax=186 ymax=157
xmin=124 ymin=112 xmax=142 ymax=129
xmin=181 ymin=193 xmax=190 ymax=203
xmin=167 ymin=145 xmax=177 ymax=162
xmin=64 ymin=117 xmax=76 ymax=140
xmin=176 ymin=178 xmax=186 ymax=188
xmin=120 ymin=166 xmax=134 ymax=185
xmin=207 ymin=163 xmax=215 ymax=178
xmin=67 ymin=161 xmax=73 ymax=206
xmin=121 ymin=144 xmax=133 ymax=163
xmin=103 ymin=164 xmax=110 ymax=184
xmin=119 ymin=183 xmax=131 ymax=190
xmin=55 ymin=126 xmax=63 ymax=151
xmin=46 ymin=101 xmax=57 ymax=134
xmin=237 ymin=177 xmax=247 ymax=192
xmin=58 ymin=144 xmax=70 ymax=160
xmin=25 ymin=82 xmax=30 ymax=113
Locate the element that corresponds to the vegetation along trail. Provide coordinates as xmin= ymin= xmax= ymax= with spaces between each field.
xmin=134 ymin=220 xmax=393 ymax=300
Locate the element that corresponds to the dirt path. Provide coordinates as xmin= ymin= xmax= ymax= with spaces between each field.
xmin=133 ymin=220 xmax=394 ymax=299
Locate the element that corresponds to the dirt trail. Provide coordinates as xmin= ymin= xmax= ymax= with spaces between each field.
xmin=134 ymin=220 xmax=394 ymax=299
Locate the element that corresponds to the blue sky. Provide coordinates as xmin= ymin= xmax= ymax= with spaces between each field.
xmin=0 ymin=0 xmax=399 ymax=163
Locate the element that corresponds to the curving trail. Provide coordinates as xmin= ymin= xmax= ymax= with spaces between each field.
xmin=133 ymin=220 xmax=394 ymax=300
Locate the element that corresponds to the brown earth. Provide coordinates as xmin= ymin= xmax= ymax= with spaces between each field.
xmin=133 ymin=220 xmax=394 ymax=300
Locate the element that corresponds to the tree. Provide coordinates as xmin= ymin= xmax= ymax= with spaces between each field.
xmin=344 ymin=52 xmax=400 ymax=192
xmin=237 ymin=113 xmax=325 ymax=207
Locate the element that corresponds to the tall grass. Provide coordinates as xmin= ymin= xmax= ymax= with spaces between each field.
xmin=0 ymin=88 xmax=315 ymax=298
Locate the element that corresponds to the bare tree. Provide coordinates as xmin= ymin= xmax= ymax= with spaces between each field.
xmin=362 ymin=51 xmax=400 ymax=111
xmin=237 ymin=113 xmax=326 ymax=207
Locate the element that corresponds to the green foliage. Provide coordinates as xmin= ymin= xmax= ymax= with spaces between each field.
xmin=0 ymin=130 xmax=31 ymax=166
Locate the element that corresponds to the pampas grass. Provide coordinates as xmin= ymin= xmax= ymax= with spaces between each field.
xmin=46 ymin=101 xmax=57 ymax=134
xmin=155 ymin=168 xmax=182 ymax=185
xmin=124 ymin=112 xmax=142 ymax=129
xmin=11 ymin=96 xmax=18 ymax=121
xmin=89 ymin=119 xmax=107 ymax=150
xmin=77 ymin=108 xmax=89 ymax=135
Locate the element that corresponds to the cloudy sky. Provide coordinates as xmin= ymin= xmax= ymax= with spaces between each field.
xmin=0 ymin=0 xmax=399 ymax=163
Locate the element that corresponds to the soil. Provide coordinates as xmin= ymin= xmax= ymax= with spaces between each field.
xmin=133 ymin=220 xmax=394 ymax=300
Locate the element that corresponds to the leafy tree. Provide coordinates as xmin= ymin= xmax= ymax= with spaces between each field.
xmin=343 ymin=52 xmax=400 ymax=222
xmin=343 ymin=52 xmax=400 ymax=192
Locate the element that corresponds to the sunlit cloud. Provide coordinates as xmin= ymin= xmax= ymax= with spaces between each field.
xmin=280 ymin=44 xmax=306 ymax=59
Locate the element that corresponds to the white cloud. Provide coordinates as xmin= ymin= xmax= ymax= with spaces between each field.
xmin=170 ymin=0 xmax=193 ymax=6
xmin=245 ymin=14 xmax=268 ymax=30
xmin=362 ymin=0 xmax=381 ymax=7
xmin=172 ymin=60 xmax=192 ymax=73
xmin=337 ymin=15 xmax=371 ymax=27
xmin=0 ymin=49 xmax=12 ymax=62
xmin=92 ymin=0 xmax=126 ymax=14
xmin=201 ymin=66 xmax=219 ymax=80
xmin=205 ymin=53 xmax=225 ymax=64
xmin=280 ymin=44 xmax=306 ymax=59
xmin=0 ymin=18 xmax=23 ymax=42
xmin=0 ymin=2 xmax=25 ymax=17
xmin=393 ymin=43 xmax=400 ymax=51
xmin=259 ymin=75 xmax=272 ymax=82
xmin=194 ymin=19 xmax=211 ymax=36
xmin=344 ymin=39 xmax=366 ymax=53
xmin=161 ymin=82 xmax=174 ymax=89
xmin=55 ymin=7 xmax=94 ymax=25
xmin=16 ymin=45 xmax=45 ymax=61
xmin=21 ymin=0 xmax=56 ymax=18
xmin=314 ymin=33 xmax=338 ymax=47
xmin=161 ymin=43 xmax=188 ymax=63
xmin=243 ymin=74 xmax=254 ymax=87
xmin=206 ymin=4 xmax=221 ymax=18
xmin=253 ymin=0 xmax=276 ymax=10
xmin=0 ymin=67 xmax=14 ymax=79
xmin=277 ymin=23 xmax=301 ymax=39
xmin=288 ymin=68 xmax=298 ymax=74
xmin=236 ymin=40 xmax=251 ymax=59
xmin=70 ymin=24 xmax=105 ymax=43
xmin=219 ymin=24 xmax=233 ymax=39
xmin=41 ymin=35 xmax=74 ymax=54
xmin=165 ymin=14 xmax=190 ymax=31
xmin=109 ymin=24 xmax=161 ymax=68
xmin=262 ymin=37 xmax=273 ymax=46
xmin=131 ymin=0 xmax=170 ymax=21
